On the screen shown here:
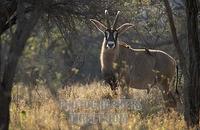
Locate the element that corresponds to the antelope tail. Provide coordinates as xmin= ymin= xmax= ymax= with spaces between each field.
xmin=175 ymin=64 xmax=179 ymax=95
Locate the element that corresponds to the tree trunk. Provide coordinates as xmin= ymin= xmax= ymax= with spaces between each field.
xmin=163 ymin=0 xmax=188 ymax=78
xmin=164 ymin=0 xmax=200 ymax=127
xmin=0 ymin=87 xmax=11 ymax=130
xmin=0 ymin=0 xmax=17 ymax=35
xmin=186 ymin=0 xmax=200 ymax=127
xmin=163 ymin=0 xmax=190 ymax=119
xmin=0 ymin=37 xmax=2 ymax=82
xmin=0 ymin=1 xmax=41 ymax=129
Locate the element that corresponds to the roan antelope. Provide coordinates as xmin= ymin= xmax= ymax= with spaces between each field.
xmin=90 ymin=10 xmax=178 ymax=107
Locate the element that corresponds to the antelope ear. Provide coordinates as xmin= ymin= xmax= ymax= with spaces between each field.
xmin=117 ymin=23 xmax=134 ymax=35
xmin=90 ymin=19 xmax=107 ymax=33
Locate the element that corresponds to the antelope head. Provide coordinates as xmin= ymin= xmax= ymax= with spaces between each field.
xmin=90 ymin=10 xmax=134 ymax=50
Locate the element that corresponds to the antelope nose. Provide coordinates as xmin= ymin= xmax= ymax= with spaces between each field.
xmin=107 ymin=41 xmax=115 ymax=49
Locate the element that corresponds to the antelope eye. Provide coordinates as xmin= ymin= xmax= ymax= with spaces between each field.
xmin=113 ymin=31 xmax=117 ymax=39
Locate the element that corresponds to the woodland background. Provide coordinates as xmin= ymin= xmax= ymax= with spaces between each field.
xmin=0 ymin=0 xmax=199 ymax=129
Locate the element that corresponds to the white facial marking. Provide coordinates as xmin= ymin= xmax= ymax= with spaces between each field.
xmin=106 ymin=41 xmax=115 ymax=49
xmin=105 ymin=31 xmax=109 ymax=38
xmin=113 ymin=31 xmax=117 ymax=39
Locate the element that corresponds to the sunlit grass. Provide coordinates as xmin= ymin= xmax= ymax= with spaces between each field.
xmin=10 ymin=82 xmax=187 ymax=130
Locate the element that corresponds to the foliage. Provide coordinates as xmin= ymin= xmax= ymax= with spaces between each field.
xmin=0 ymin=0 xmax=197 ymax=129
xmin=0 ymin=0 xmax=186 ymax=88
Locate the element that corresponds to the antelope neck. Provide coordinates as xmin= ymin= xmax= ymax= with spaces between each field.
xmin=100 ymin=39 xmax=119 ymax=72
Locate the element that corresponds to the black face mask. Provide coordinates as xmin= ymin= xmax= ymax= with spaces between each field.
xmin=104 ymin=29 xmax=118 ymax=49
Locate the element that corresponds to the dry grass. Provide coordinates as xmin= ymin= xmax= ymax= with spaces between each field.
xmin=10 ymin=82 xmax=187 ymax=130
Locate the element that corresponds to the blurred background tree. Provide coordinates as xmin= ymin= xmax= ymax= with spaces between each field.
xmin=164 ymin=0 xmax=200 ymax=127
xmin=1 ymin=0 xmax=198 ymax=129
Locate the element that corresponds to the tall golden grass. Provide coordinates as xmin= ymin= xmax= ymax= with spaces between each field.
xmin=10 ymin=82 xmax=187 ymax=130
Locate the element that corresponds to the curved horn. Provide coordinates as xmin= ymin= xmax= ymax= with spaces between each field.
xmin=112 ymin=11 xmax=120 ymax=30
xmin=105 ymin=10 xmax=111 ymax=28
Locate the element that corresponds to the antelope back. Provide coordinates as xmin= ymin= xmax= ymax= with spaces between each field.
xmin=115 ymin=45 xmax=156 ymax=88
